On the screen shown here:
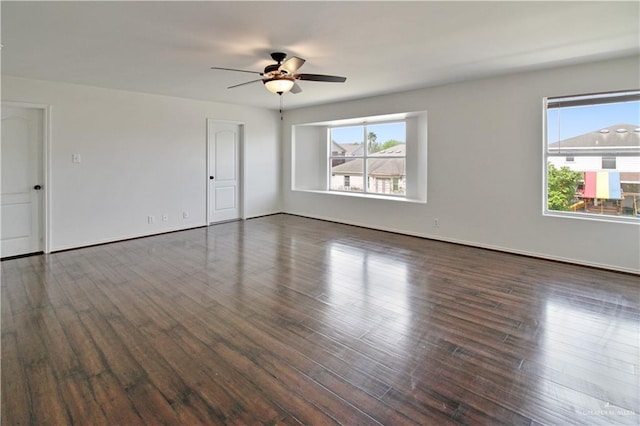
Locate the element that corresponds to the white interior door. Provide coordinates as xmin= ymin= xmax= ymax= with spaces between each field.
xmin=1 ymin=105 xmax=44 ymax=257
xmin=208 ymin=121 xmax=241 ymax=223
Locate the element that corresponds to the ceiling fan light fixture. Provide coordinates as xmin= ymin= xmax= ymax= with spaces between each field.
xmin=264 ymin=78 xmax=295 ymax=94
xmin=212 ymin=52 xmax=346 ymax=96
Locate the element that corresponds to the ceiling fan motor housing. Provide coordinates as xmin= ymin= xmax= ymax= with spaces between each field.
xmin=270 ymin=52 xmax=287 ymax=63
xmin=264 ymin=64 xmax=280 ymax=75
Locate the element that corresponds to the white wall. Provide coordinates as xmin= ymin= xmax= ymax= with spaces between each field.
xmin=2 ymin=76 xmax=280 ymax=251
xmin=292 ymin=125 xmax=326 ymax=190
xmin=282 ymin=56 xmax=640 ymax=273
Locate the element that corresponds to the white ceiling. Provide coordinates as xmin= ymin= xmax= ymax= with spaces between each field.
xmin=2 ymin=1 xmax=638 ymax=110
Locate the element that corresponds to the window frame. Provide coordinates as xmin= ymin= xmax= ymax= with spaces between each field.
xmin=542 ymin=89 xmax=640 ymax=224
xmin=291 ymin=110 xmax=427 ymax=204
xmin=328 ymin=120 xmax=407 ymax=197
xmin=601 ymin=156 xmax=617 ymax=170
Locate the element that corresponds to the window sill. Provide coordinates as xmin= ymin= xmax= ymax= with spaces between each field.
xmin=543 ymin=210 xmax=640 ymax=225
xmin=292 ymin=189 xmax=426 ymax=204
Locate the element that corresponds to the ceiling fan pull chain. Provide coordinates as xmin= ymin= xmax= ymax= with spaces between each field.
xmin=280 ymin=95 xmax=284 ymax=121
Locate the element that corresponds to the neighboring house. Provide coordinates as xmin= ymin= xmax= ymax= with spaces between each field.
xmin=331 ymin=144 xmax=406 ymax=194
xmin=548 ymin=123 xmax=640 ymax=215
xmin=341 ymin=143 xmax=365 ymax=157
xmin=331 ymin=142 xmax=365 ymax=166
xmin=330 ymin=141 xmax=346 ymax=156
xmin=330 ymin=141 xmax=346 ymax=166
xmin=548 ymin=123 xmax=640 ymax=193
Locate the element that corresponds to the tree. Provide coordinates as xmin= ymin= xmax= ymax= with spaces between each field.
xmin=547 ymin=163 xmax=582 ymax=211
xmin=367 ymin=132 xmax=379 ymax=153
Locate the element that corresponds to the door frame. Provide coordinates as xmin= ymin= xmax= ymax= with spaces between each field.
xmin=2 ymin=101 xmax=52 ymax=254
xmin=206 ymin=119 xmax=245 ymax=224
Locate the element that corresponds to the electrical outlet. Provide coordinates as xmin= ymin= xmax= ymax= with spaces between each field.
xmin=162 ymin=214 xmax=168 ymax=222
xmin=434 ymin=218 xmax=440 ymax=228
xmin=148 ymin=215 xmax=154 ymax=224
xmin=183 ymin=211 xmax=189 ymax=219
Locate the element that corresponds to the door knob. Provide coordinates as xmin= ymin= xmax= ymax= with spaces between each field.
xmin=210 ymin=176 xmax=214 ymax=180
xmin=34 ymin=185 xmax=42 ymax=190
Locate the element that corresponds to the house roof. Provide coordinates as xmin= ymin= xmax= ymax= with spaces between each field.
xmin=332 ymin=144 xmax=406 ymax=177
xmin=331 ymin=141 xmax=345 ymax=154
xmin=341 ymin=143 xmax=365 ymax=156
xmin=549 ymin=123 xmax=640 ymax=149
xmin=374 ymin=144 xmax=406 ymax=156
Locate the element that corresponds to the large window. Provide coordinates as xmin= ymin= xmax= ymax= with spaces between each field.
xmin=292 ymin=111 xmax=426 ymax=203
xmin=544 ymin=90 xmax=640 ymax=221
xmin=329 ymin=121 xmax=406 ymax=196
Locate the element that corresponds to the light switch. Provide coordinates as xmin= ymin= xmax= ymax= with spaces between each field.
xmin=72 ymin=154 xmax=81 ymax=163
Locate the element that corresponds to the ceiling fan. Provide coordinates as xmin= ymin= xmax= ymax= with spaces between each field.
xmin=211 ymin=52 xmax=346 ymax=95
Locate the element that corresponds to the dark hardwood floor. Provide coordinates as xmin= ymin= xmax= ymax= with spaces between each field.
xmin=2 ymin=214 xmax=638 ymax=425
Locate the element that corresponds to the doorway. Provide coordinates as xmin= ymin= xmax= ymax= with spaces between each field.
xmin=207 ymin=120 xmax=243 ymax=224
xmin=1 ymin=104 xmax=48 ymax=258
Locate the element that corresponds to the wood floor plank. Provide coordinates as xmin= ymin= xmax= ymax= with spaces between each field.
xmin=2 ymin=214 xmax=638 ymax=425
xmin=1 ymin=332 xmax=32 ymax=426
xmin=139 ymin=322 xmax=258 ymax=424
xmin=77 ymin=309 xmax=146 ymax=388
xmin=53 ymin=304 xmax=107 ymax=377
xmin=59 ymin=375 xmax=110 ymax=426
xmin=88 ymin=371 xmax=145 ymax=425
xmin=139 ymin=298 xmax=341 ymax=423
xmin=108 ymin=318 xmax=218 ymax=425
xmin=204 ymin=311 xmax=395 ymax=425
xmin=24 ymin=359 xmax=70 ymax=425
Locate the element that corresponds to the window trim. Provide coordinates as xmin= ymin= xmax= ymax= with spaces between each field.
xmin=291 ymin=110 xmax=427 ymax=204
xmin=542 ymin=89 xmax=640 ymax=224
xmin=328 ymin=120 xmax=406 ymax=197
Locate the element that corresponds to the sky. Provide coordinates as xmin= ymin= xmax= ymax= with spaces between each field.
xmin=331 ymin=122 xmax=405 ymax=144
xmin=547 ymin=100 xmax=639 ymax=143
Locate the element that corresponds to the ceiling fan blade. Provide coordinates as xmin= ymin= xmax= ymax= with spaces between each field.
xmin=279 ymin=56 xmax=305 ymax=75
xmin=295 ymin=73 xmax=346 ymax=83
xmin=290 ymin=82 xmax=303 ymax=94
xmin=227 ymin=79 xmax=263 ymax=89
xmin=211 ymin=66 xmax=262 ymax=75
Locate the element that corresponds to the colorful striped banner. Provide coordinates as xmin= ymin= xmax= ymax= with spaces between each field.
xmin=584 ymin=172 xmax=596 ymax=198
xmin=595 ymin=172 xmax=609 ymax=199
xmin=583 ymin=171 xmax=621 ymax=200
